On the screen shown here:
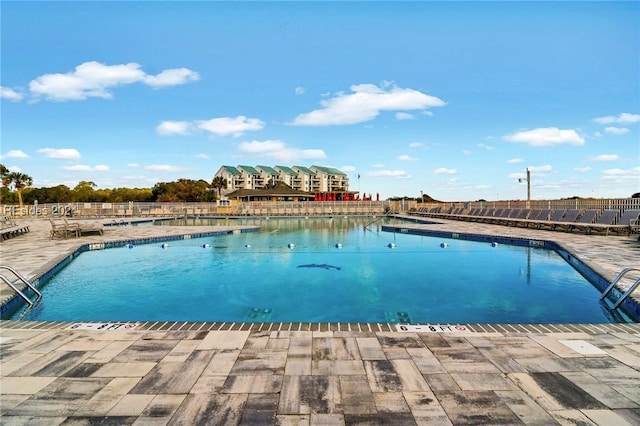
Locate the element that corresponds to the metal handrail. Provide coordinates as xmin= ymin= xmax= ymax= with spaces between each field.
xmin=600 ymin=267 xmax=640 ymax=310
xmin=0 ymin=265 xmax=42 ymax=303
xmin=0 ymin=275 xmax=34 ymax=306
xmin=612 ymin=278 xmax=640 ymax=309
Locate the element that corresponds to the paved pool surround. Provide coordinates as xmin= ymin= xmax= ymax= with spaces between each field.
xmin=0 ymin=216 xmax=639 ymax=424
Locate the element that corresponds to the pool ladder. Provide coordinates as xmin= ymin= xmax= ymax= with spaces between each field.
xmin=600 ymin=267 xmax=640 ymax=310
xmin=0 ymin=265 xmax=42 ymax=307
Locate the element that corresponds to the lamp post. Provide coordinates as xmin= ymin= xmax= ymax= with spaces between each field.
xmin=518 ymin=168 xmax=531 ymax=208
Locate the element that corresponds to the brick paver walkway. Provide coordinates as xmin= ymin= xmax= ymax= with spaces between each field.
xmin=1 ymin=217 xmax=639 ymax=425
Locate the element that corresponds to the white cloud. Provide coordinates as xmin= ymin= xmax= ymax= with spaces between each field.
xmin=237 ymin=140 xmax=327 ymax=162
xmin=372 ymin=164 xmax=385 ymax=168
xmin=433 ymin=167 xmax=457 ymax=175
xmin=507 ymin=158 xmax=523 ymax=164
xmin=593 ymin=131 xmax=602 ymax=137
xmin=6 ymin=166 xmax=22 ymax=173
xmin=156 ymin=121 xmax=193 ymax=136
xmin=462 ymin=150 xmax=472 ymax=155
xmin=528 ymin=165 xmax=552 ymax=174
xmin=409 ymin=142 xmax=424 ymax=148
xmin=29 ymin=61 xmax=199 ymax=101
xmin=38 ymin=148 xmax=81 ymax=159
xmin=477 ymin=143 xmax=495 ymax=151
xmin=593 ymin=113 xmax=640 ymax=125
xmin=504 ymin=127 xmax=585 ymax=146
xmin=63 ymin=164 xmax=109 ymax=172
xmin=144 ymin=164 xmax=184 ymax=172
xmin=604 ymin=127 xmax=629 ymax=135
xmin=290 ymin=83 xmax=445 ymax=126
xmin=127 ymin=163 xmax=139 ymax=168
xmin=1 ymin=86 xmax=24 ymax=101
xmin=197 ymin=116 xmax=264 ymax=137
xmin=143 ymin=68 xmax=199 ymax=88
xmin=573 ymin=167 xmax=591 ymax=172
xmin=602 ymin=167 xmax=640 ymax=183
xmin=341 ymin=165 xmax=356 ymax=172
xmin=590 ymin=154 xmax=620 ymax=161
xmin=395 ymin=112 xmax=415 ymax=120
xmin=1 ymin=150 xmax=30 ymax=159
xmin=397 ymin=154 xmax=417 ymax=161
xmin=295 ymin=86 xmax=305 ymax=95
xmin=369 ymin=169 xmax=411 ymax=179
xmin=196 ymin=153 xmax=210 ymax=160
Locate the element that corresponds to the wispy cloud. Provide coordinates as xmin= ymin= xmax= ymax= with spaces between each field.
xmin=156 ymin=121 xmax=193 ymax=136
xmin=602 ymin=167 xmax=640 ymax=184
xmin=0 ymin=86 xmax=24 ymax=101
xmin=62 ymin=164 xmax=109 ymax=172
xmin=409 ymin=142 xmax=425 ymax=148
xmin=238 ymin=140 xmax=327 ymax=162
xmin=38 ymin=148 xmax=81 ymax=159
xmin=507 ymin=158 xmax=523 ymax=164
xmin=341 ymin=165 xmax=356 ymax=172
xmin=197 ymin=116 xmax=264 ymax=137
xmin=589 ymin=154 xmax=620 ymax=162
xmin=593 ymin=113 xmax=640 ymax=125
xmin=573 ymin=167 xmax=591 ymax=172
xmin=433 ymin=167 xmax=457 ymax=175
xmin=604 ymin=127 xmax=629 ymax=135
xmin=397 ymin=154 xmax=417 ymax=161
xmin=290 ymin=82 xmax=445 ymax=126
xmin=477 ymin=143 xmax=495 ymax=151
xmin=144 ymin=164 xmax=184 ymax=172
xmin=295 ymin=86 xmax=305 ymax=95
xmin=395 ymin=112 xmax=415 ymax=120
xmin=196 ymin=153 xmax=210 ymax=160
xmin=29 ymin=61 xmax=199 ymax=101
xmin=503 ymin=127 xmax=584 ymax=147
xmin=369 ymin=169 xmax=411 ymax=179
xmin=1 ymin=150 xmax=30 ymax=159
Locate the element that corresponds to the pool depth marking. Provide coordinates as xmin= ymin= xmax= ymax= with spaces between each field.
xmin=67 ymin=322 xmax=139 ymax=331
xmin=395 ymin=324 xmax=469 ymax=333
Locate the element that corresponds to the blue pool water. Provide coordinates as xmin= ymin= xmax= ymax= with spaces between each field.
xmin=10 ymin=217 xmax=630 ymax=323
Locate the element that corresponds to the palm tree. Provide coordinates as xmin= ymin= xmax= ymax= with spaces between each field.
xmin=5 ymin=172 xmax=33 ymax=211
xmin=211 ymin=176 xmax=228 ymax=200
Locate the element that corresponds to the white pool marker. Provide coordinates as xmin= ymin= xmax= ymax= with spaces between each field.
xmin=559 ymin=340 xmax=607 ymax=355
xmin=388 ymin=242 xmax=396 ymax=248
xmin=440 ymin=242 xmax=449 ymax=248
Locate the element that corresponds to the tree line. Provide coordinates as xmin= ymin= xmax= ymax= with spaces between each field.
xmin=0 ymin=164 xmax=229 ymax=207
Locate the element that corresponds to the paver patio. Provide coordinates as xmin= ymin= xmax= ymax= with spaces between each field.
xmin=1 ymin=217 xmax=639 ymax=424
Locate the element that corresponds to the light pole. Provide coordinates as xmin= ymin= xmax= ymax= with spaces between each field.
xmin=518 ymin=168 xmax=531 ymax=207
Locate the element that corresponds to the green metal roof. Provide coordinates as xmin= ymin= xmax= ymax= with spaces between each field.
xmin=238 ymin=165 xmax=260 ymax=175
xmin=221 ymin=165 xmax=241 ymax=175
xmin=311 ymin=165 xmax=347 ymax=176
xmin=256 ymin=165 xmax=278 ymax=175
xmin=275 ymin=165 xmax=296 ymax=175
xmin=293 ymin=166 xmax=314 ymax=175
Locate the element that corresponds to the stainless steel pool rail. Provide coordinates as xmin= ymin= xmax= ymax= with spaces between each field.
xmin=0 ymin=265 xmax=42 ymax=307
xmin=600 ymin=267 xmax=640 ymax=309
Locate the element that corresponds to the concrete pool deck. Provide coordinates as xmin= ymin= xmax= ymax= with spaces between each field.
xmin=1 ymin=217 xmax=639 ymax=425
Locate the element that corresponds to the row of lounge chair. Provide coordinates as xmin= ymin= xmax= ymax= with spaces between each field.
xmin=411 ymin=207 xmax=640 ymax=235
xmin=49 ymin=218 xmax=104 ymax=239
xmin=0 ymin=215 xmax=30 ymax=242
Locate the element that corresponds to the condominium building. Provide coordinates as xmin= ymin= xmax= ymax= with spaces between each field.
xmin=213 ymin=165 xmax=349 ymax=196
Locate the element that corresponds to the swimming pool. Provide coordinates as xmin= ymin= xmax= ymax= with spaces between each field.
xmin=7 ymin=217 xmax=635 ymax=323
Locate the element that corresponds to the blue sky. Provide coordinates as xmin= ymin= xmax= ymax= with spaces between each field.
xmin=1 ymin=1 xmax=639 ymax=201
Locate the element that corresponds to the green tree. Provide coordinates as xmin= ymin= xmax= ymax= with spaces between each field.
xmin=211 ymin=176 xmax=227 ymax=199
xmin=72 ymin=181 xmax=98 ymax=202
xmin=4 ymin=172 xmax=34 ymax=210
